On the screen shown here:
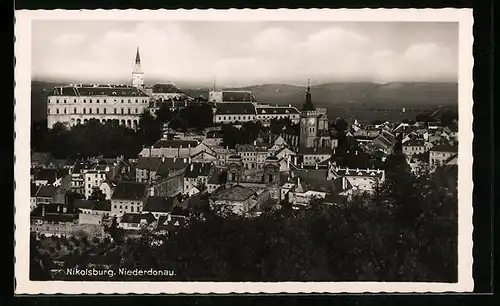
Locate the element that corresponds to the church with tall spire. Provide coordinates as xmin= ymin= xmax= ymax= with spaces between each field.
xmin=131 ymin=47 xmax=145 ymax=89
xmin=298 ymin=79 xmax=334 ymax=150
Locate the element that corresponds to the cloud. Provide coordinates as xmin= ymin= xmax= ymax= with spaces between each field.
xmin=33 ymin=21 xmax=458 ymax=85
xmin=52 ymin=33 xmax=85 ymax=45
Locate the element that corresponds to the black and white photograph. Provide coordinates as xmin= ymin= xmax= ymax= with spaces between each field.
xmin=14 ymin=9 xmax=474 ymax=294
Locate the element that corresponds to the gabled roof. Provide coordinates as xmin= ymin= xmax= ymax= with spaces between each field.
xmin=111 ymin=182 xmax=147 ymax=201
xmin=143 ymin=196 xmax=177 ymax=213
xmin=255 ymin=106 xmax=299 ymax=115
xmin=403 ymin=139 xmax=425 ymax=147
xmin=152 ymin=83 xmax=183 ymax=94
xmin=36 ymin=185 xmax=57 ymax=198
xmin=156 ymin=158 xmax=189 ymax=176
xmin=49 ymin=85 xmax=149 ymax=97
xmin=215 ymin=102 xmax=256 ymax=115
xmin=120 ymin=212 xmax=156 ymax=224
xmin=152 ymin=139 xmax=198 ymax=149
xmin=157 ymin=215 xmax=188 ymax=231
xmin=430 ymin=142 xmax=458 ymax=153
xmin=185 ymin=163 xmax=213 ymax=178
xmin=211 ymin=185 xmax=255 ymax=201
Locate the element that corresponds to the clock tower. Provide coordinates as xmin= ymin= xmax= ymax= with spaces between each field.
xmin=299 ymin=79 xmax=318 ymax=148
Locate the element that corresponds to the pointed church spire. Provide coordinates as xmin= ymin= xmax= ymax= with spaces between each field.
xmin=303 ymin=78 xmax=314 ymax=111
xmin=133 ymin=47 xmax=142 ymax=74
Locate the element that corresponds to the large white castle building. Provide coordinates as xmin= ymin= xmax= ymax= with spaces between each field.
xmin=46 ymin=47 xmax=152 ymax=129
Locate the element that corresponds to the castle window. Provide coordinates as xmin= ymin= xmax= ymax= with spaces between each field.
xmin=64 ymin=108 xmax=67 ymax=114
xmin=114 ymin=108 xmax=117 ymax=114
xmin=56 ymin=109 xmax=59 ymax=114
xmin=73 ymin=108 xmax=77 ymax=114
xmin=121 ymin=108 xmax=124 ymax=114
xmin=47 ymin=109 xmax=50 ymax=114
xmin=64 ymin=99 xmax=67 ymax=104
xmin=56 ymin=99 xmax=59 ymax=104
xmin=96 ymin=99 xmax=99 ymax=103
xmin=96 ymin=108 xmax=99 ymax=114
xmin=74 ymin=99 xmax=77 ymax=103
xmin=103 ymin=99 xmax=106 ymax=103
xmin=121 ymin=100 xmax=124 ymax=103
xmin=83 ymin=108 xmax=86 ymax=114
xmin=128 ymin=108 xmax=131 ymax=114
xmin=135 ymin=108 xmax=138 ymax=114
xmin=89 ymin=109 xmax=92 ymax=114
xmin=89 ymin=99 xmax=92 ymax=103
xmin=135 ymin=99 xmax=138 ymax=103
xmin=83 ymin=99 xmax=86 ymax=103
xmin=103 ymin=108 xmax=106 ymax=114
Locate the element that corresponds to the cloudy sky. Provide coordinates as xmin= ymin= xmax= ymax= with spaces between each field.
xmin=32 ymin=21 xmax=458 ymax=87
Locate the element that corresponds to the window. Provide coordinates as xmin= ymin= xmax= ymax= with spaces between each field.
xmin=89 ymin=109 xmax=92 ymax=114
xmin=135 ymin=99 xmax=138 ymax=103
xmin=121 ymin=100 xmax=124 ymax=103
xmin=56 ymin=109 xmax=59 ymax=114
xmin=89 ymin=99 xmax=92 ymax=103
xmin=128 ymin=99 xmax=131 ymax=103
xmin=56 ymin=99 xmax=59 ymax=104
xmin=103 ymin=108 xmax=106 ymax=114
xmin=83 ymin=99 xmax=86 ymax=103
xmin=64 ymin=99 xmax=67 ymax=104
xmin=64 ymin=108 xmax=67 ymax=114
xmin=83 ymin=108 xmax=86 ymax=114
xmin=131 ymin=206 xmax=134 ymax=212
xmin=103 ymin=99 xmax=106 ymax=103
xmin=114 ymin=108 xmax=117 ymax=114
xmin=96 ymin=108 xmax=99 ymax=114
xmin=121 ymin=108 xmax=124 ymax=114
xmin=135 ymin=108 xmax=138 ymax=114
xmin=128 ymin=108 xmax=131 ymax=114
xmin=74 ymin=108 xmax=77 ymax=114
xmin=74 ymin=99 xmax=77 ymax=103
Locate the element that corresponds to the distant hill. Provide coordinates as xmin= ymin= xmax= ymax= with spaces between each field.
xmin=30 ymin=81 xmax=457 ymax=123
xmin=226 ymin=82 xmax=458 ymax=108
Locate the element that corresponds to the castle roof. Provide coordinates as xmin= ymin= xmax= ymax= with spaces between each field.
xmin=49 ymin=85 xmax=149 ymax=97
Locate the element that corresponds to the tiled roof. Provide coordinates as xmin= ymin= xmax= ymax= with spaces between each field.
xmin=185 ymin=163 xmax=213 ymax=178
xmin=152 ymin=139 xmax=198 ymax=149
xmin=157 ymin=215 xmax=188 ymax=231
xmin=212 ymin=185 xmax=255 ymax=202
xmin=330 ymin=167 xmax=385 ymax=179
xmin=36 ymin=186 xmax=57 ymax=198
xmin=431 ymin=143 xmax=458 ymax=153
xmin=143 ymin=196 xmax=177 ymax=213
xmin=156 ymin=158 xmax=189 ymax=176
xmin=152 ymin=83 xmax=183 ymax=94
xmin=120 ymin=212 xmax=156 ymax=224
xmin=73 ymin=199 xmax=95 ymax=209
xmin=136 ymin=157 xmax=163 ymax=171
xmin=298 ymin=147 xmax=333 ymax=155
xmin=222 ymin=91 xmax=255 ymax=102
xmin=215 ymin=102 xmax=256 ymax=115
xmin=111 ymin=182 xmax=147 ymax=201
xmin=403 ymin=139 xmax=425 ymax=147
xmin=255 ymin=107 xmax=299 ymax=115
xmin=49 ymin=85 xmax=149 ymax=97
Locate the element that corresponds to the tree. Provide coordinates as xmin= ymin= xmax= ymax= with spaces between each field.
xmin=156 ymin=103 xmax=172 ymax=123
xmin=89 ymin=188 xmax=106 ymax=201
xmin=333 ymin=118 xmax=348 ymax=133
xmin=138 ymin=112 xmax=163 ymax=146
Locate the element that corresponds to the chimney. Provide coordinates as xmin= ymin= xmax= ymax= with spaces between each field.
xmin=188 ymin=156 xmax=191 ymax=164
xmin=162 ymin=157 xmax=165 ymax=162
xmin=342 ymin=177 xmax=346 ymax=190
xmin=297 ymin=177 xmax=300 ymax=186
xmin=190 ymin=163 xmax=194 ymax=171
xmin=315 ymin=163 xmax=318 ymax=170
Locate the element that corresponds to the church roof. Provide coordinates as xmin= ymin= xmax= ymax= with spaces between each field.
xmin=49 ymin=85 xmax=149 ymax=97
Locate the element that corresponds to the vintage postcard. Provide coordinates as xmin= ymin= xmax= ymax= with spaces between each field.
xmin=14 ymin=9 xmax=474 ymax=294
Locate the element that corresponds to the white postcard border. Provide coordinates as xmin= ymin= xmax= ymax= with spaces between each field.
xmin=14 ymin=8 xmax=474 ymax=294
